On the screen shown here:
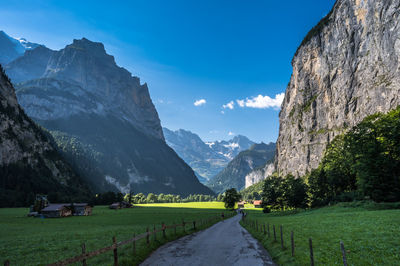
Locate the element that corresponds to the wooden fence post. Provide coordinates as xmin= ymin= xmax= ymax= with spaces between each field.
xmin=133 ymin=233 xmax=136 ymax=255
xmin=113 ymin=236 xmax=118 ymax=266
xmin=162 ymin=223 xmax=166 ymax=239
xmin=193 ymin=221 xmax=196 ymax=230
xmin=268 ymin=223 xmax=270 ymax=238
xmin=280 ymin=225 xmax=284 ymax=249
xmin=291 ymin=231 xmax=294 ymax=257
xmin=256 ymin=220 xmax=258 ymax=231
xmin=182 ymin=219 xmax=186 ymax=233
xmin=153 ymin=225 xmax=157 ymax=241
xmin=263 ymin=224 xmax=266 ymax=235
xmin=81 ymin=243 xmax=87 ymax=266
xmin=309 ymin=238 xmax=314 ymax=266
xmin=4 ymin=260 xmax=10 ymax=266
xmin=340 ymin=241 xmax=348 ymax=266
xmin=146 ymin=227 xmax=150 ymax=244
xmin=273 ymin=225 xmax=276 ymax=242
xmin=174 ymin=225 xmax=177 ymax=236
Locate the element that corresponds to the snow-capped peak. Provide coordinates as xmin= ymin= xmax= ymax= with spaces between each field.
xmin=17 ymin=38 xmax=41 ymax=50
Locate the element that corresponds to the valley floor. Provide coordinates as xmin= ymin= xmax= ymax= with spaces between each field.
xmin=0 ymin=202 xmax=227 ymax=265
xmin=240 ymin=202 xmax=400 ymax=265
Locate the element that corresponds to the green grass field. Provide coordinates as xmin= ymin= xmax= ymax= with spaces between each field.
xmin=0 ymin=202 xmax=227 ymax=265
xmin=240 ymin=203 xmax=400 ymax=265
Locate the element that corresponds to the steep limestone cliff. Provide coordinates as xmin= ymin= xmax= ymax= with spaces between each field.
xmin=245 ymin=163 xmax=275 ymax=188
xmin=276 ymin=0 xmax=400 ymax=176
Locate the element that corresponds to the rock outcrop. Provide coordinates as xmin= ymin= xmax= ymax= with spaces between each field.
xmin=276 ymin=0 xmax=400 ymax=176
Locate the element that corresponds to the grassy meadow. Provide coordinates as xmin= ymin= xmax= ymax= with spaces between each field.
xmin=0 ymin=202 xmax=227 ymax=265
xmin=240 ymin=202 xmax=400 ymax=265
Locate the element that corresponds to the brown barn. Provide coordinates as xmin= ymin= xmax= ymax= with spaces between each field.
xmin=253 ymin=200 xmax=262 ymax=208
xmin=41 ymin=204 xmax=72 ymax=218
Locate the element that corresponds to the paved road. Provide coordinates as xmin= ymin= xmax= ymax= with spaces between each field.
xmin=140 ymin=214 xmax=275 ymax=266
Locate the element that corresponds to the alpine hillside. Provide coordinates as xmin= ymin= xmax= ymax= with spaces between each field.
xmin=0 ymin=65 xmax=90 ymax=207
xmin=163 ymin=128 xmax=255 ymax=183
xmin=207 ymin=142 xmax=275 ymax=193
xmin=3 ymin=36 xmax=213 ymax=196
xmin=276 ymin=0 xmax=400 ymax=176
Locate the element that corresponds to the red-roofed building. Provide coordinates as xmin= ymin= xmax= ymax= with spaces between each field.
xmin=253 ymin=200 xmax=262 ymax=208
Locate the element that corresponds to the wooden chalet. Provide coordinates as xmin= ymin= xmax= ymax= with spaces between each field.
xmin=41 ymin=204 xmax=72 ymax=218
xmin=253 ymin=200 xmax=262 ymax=208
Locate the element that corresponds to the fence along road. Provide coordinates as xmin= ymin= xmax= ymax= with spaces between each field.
xmin=140 ymin=214 xmax=275 ymax=266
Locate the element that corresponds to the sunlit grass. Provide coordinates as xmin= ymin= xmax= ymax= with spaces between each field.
xmin=0 ymin=202 xmax=228 ymax=265
xmin=240 ymin=204 xmax=400 ymax=265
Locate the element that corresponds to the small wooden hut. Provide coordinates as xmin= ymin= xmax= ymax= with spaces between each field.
xmin=72 ymin=203 xmax=92 ymax=216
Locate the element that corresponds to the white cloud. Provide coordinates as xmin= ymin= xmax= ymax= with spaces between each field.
xmin=222 ymin=101 xmax=235 ymax=110
xmin=236 ymin=93 xmax=284 ymax=109
xmin=194 ymin=99 xmax=206 ymax=106
xmin=221 ymin=110 xmax=225 ymax=114
xmin=228 ymin=131 xmax=235 ymax=136
xmin=236 ymin=99 xmax=245 ymax=107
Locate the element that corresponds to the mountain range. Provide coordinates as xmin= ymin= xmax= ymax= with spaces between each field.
xmin=1 ymin=34 xmax=213 ymax=196
xmin=206 ymin=142 xmax=276 ymax=193
xmin=163 ymin=128 xmax=255 ymax=183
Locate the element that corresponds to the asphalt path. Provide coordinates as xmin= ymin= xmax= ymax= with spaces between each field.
xmin=140 ymin=214 xmax=275 ymax=266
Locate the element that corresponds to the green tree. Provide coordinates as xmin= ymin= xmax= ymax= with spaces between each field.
xmin=146 ymin=193 xmax=157 ymax=203
xmin=262 ymin=176 xmax=284 ymax=210
xmin=222 ymin=188 xmax=241 ymax=209
xmin=283 ymin=175 xmax=308 ymax=208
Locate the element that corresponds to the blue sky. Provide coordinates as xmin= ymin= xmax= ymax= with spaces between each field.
xmin=1 ymin=0 xmax=335 ymax=143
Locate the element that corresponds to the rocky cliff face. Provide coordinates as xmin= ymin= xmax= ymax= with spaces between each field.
xmin=0 ymin=65 xmax=90 ymax=206
xmin=6 ymin=38 xmax=163 ymax=140
xmin=245 ymin=163 xmax=275 ymax=188
xmin=276 ymin=0 xmax=400 ymax=177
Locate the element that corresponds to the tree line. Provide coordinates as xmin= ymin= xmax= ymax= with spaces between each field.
xmin=260 ymin=107 xmax=400 ymax=212
xmin=92 ymin=192 xmax=222 ymax=205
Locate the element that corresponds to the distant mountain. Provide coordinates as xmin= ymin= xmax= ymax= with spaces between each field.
xmin=0 ymin=31 xmax=42 ymax=64
xmin=206 ymin=142 xmax=276 ymax=193
xmin=0 ymin=65 xmax=90 ymax=207
xmin=163 ymin=128 xmax=255 ymax=182
xmin=4 ymin=36 xmax=213 ymax=196
xmin=205 ymin=135 xmax=255 ymax=160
